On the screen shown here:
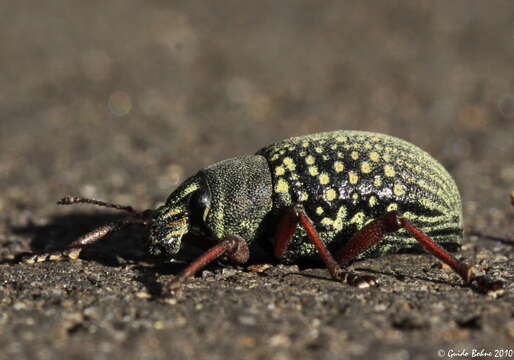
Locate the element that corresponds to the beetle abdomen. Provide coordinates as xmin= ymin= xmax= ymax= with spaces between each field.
xmin=257 ymin=130 xmax=463 ymax=261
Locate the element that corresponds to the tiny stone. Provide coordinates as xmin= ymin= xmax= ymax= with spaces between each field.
xmin=238 ymin=316 xmax=256 ymax=326
xmin=165 ymin=298 xmax=177 ymax=305
xmin=13 ymin=302 xmax=27 ymax=310
xmin=135 ymin=291 xmax=151 ymax=299
xmin=247 ymin=264 xmax=272 ymax=273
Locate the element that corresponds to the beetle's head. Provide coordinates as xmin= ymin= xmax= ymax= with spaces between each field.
xmin=148 ymin=174 xmax=210 ymax=257
xmin=149 ymin=155 xmax=274 ymax=257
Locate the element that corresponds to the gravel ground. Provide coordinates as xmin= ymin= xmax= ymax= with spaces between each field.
xmin=1 ymin=2 xmax=513 ymax=360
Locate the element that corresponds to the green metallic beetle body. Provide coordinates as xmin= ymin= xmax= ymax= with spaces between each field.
xmin=148 ymin=130 xmax=462 ymax=264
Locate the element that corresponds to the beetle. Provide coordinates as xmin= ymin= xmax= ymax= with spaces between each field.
xmin=40 ymin=130 xmax=503 ymax=292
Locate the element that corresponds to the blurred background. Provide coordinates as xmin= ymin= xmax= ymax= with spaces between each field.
xmin=2 ymin=1 xmax=513 ymax=208
xmin=0 ymin=1 xmax=513 ymax=359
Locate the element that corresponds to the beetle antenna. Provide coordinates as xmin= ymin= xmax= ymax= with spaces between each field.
xmin=57 ymin=196 xmax=137 ymax=214
xmin=56 ymin=196 xmax=155 ymax=249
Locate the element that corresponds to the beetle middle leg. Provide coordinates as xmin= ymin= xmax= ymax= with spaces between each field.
xmin=274 ymin=205 xmax=377 ymax=288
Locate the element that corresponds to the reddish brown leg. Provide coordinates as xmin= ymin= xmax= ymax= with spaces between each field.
xmin=68 ymin=216 xmax=151 ymax=249
xmin=335 ymin=211 xmax=504 ymax=292
xmin=23 ymin=198 xmax=154 ymax=264
xmin=169 ymin=235 xmax=249 ymax=288
xmin=274 ymin=205 xmax=376 ymax=287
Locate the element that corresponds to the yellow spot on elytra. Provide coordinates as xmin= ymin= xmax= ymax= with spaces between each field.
xmin=351 ymin=151 xmax=359 ymax=160
xmin=369 ymin=151 xmax=380 ymax=162
xmin=321 ymin=217 xmax=333 ymax=226
xmin=330 ymin=144 xmax=338 ymax=150
xmin=352 ymin=192 xmax=359 ymax=200
xmin=373 ymin=176 xmax=382 ymax=187
xmin=337 ymin=152 xmax=344 ymax=158
xmin=361 ymin=161 xmax=372 ymax=174
xmin=387 ymin=203 xmax=398 ymax=211
xmin=393 ymin=183 xmax=404 ymax=196
xmin=333 ymin=161 xmax=344 ymax=172
xmin=368 ymin=195 xmax=377 ymax=207
xmin=316 ymin=207 xmax=324 ymax=215
xmin=349 ymin=171 xmax=359 ymax=184
xmin=332 ymin=206 xmax=347 ymax=231
xmin=309 ymin=166 xmax=319 ymax=176
xmin=275 ymin=166 xmax=285 ymax=176
xmin=322 ymin=155 xmax=329 ymax=161
xmin=275 ymin=178 xmax=289 ymax=193
xmin=383 ymin=153 xmax=391 ymax=162
xmin=305 ymin=155 xmax=316 ymax=165
xmin=283 ymin=157 xmax=296 ymax=171
xmin=270 ymin=154 xmax=279 ymax=161
xmin=299 ymin=151 xmax=306 ymax=157
xmin=336 ymin=136 xmax=347 ymax=142
xmin=364 ymin=143 xmax=372 ymax=150
xmin=384 ymin=164 xmax=395 ymax=177
xmin=302 ymin=141 xmax=309 ymax=147
xmin=325 ymin=188 xmax=337 ymax=201
xmin=319 ymin=173 xmax=330 ymax=185
xmin=349 ymin=212 xmax=365 ymax=226
xmin=315 ymin=146 xmax=323 ymax=153
xmin=298 ymin=192 xmax=308 ymax=201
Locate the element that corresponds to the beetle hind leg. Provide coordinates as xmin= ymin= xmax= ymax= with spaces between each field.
xmin=274 ymin=205 xmax=377 ymax=288
xmin=335 ymin=211 xmax=504 ymax=293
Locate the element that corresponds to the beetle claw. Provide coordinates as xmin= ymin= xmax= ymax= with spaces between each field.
xmin=340 ymin=272 xmax=377 ymax=288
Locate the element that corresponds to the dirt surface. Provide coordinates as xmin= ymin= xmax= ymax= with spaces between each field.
xmin=1 ymin=2 xmax=513 ymax=360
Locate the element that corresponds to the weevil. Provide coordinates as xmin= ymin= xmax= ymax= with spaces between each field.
xmin=42 ymin=131 xmax=503 ymax=292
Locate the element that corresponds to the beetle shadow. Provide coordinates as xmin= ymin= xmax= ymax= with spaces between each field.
xmin=468 ymin=231 xmax=514 ymax=247
xmin=6 ymin=213 xmax=212 ymax=297
xmin=7 ymin=212 xmax=155 ymax=265
xmin=283 ymin=266 xmax=464 ymax=287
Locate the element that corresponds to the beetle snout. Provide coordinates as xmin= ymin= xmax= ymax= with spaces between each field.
xmin=148 ymin=214 xmax=189 ymax=256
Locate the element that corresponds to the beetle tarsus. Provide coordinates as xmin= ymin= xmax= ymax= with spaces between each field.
xmin=21 ymin=248 xmax=82 ymax=264
xmin=339 ymin=272 xmax=377 ymax=288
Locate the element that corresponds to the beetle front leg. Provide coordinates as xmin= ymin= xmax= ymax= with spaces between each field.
xmin=274 ymin=205 xmax=376 ymax=288
xmin=335 ymin=211 xmax=504 ymax=293
xmin=22 ymin=215 xmax=151 ymax=264
xmin=169 ymin=235 xmax=249 ymax=288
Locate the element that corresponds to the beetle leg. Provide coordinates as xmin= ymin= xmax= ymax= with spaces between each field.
xmin=22 ymin=215 xmax=151 ymax=264
xmin=169 ymin=235 xmax=249 ymax=287
xmin=335 ymin=211 xmax=504 ymax=292
xmin=274 ymin=205 xmax=376 ymax=288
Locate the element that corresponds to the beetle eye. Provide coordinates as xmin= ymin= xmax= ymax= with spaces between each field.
xmin=189 ymin=188 xmax=211 ymax=224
